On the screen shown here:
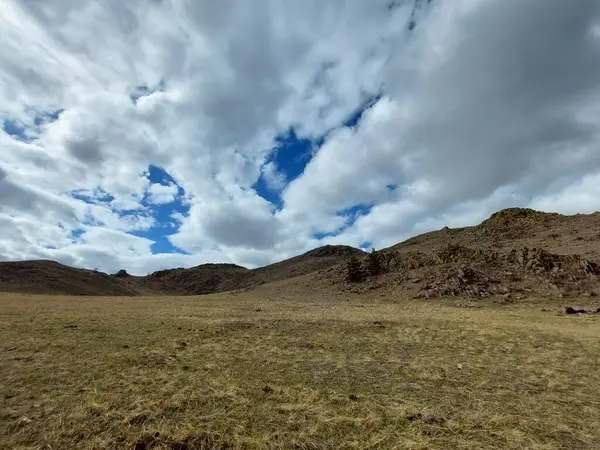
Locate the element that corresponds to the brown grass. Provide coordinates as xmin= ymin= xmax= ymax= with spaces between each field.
xmin=1 ymin=293 xmax=599 ymax=449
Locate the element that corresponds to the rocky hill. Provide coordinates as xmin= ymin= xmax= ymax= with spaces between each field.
xmin=390 ymin=208 xmax=600 ymax=258
xmin=1 ymin=209 xmax=599 ymax=300
xmin=335 ymin=208 xmax=600 ymax=301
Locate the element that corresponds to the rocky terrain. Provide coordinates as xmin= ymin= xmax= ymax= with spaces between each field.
xmin=1 ymin=208 xmax=599 ymax=301
xmin=332 ymin=242 xmax=600 ymax=302
xmin=332 ymin=208 xmax=600 ymax=301
xmin=390 ymin=208 xmax=600 ymax=259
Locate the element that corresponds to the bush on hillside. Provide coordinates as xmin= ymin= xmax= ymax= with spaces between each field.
xmin=346 ymin=256 xmax=364 ymax=283
xmin=367 ymin=248 xmax=383 ymax=276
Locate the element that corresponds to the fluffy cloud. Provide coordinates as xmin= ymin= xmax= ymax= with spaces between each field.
xmin=1 ymin=0 xmax=600 ymax=274
xmin=146 ymin=183 xmax=179 ymax=205
xmin=261 ymin=162 xmax=287 ymax=192
xmin=286 ymin=0 xmax=600 ymax=249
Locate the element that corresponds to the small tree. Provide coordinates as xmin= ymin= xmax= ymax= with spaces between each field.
xmin=346 ymin=256 xmax=364 ymax=282
xmin=367 ymin=248 xmax=383 ymax=276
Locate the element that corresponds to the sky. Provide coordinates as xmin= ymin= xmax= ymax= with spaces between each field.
xmin=1 ymin=0 xmax=600 ymax=275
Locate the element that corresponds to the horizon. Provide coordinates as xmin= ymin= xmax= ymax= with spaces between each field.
xmin=2 ymin=0 xmax=600 ymax=276
xmin=1 ymin=206 xmax=591 ymax=276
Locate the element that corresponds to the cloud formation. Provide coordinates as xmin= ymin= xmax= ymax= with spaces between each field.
xmin=1 ymin=0 xmax=600 ymax=274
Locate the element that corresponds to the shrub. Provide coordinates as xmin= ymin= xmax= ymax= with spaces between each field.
xmin=367 ymin=248 xmax=383 ymax=276
xmin=346 ymin=256 xmax=364 ymax=282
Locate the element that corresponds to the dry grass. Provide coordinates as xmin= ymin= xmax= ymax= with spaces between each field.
xmin=1 ymin=293 xmax=599 ymax=449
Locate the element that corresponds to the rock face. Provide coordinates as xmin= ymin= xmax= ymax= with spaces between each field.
xmin=423 ymin=245 xmax=599 ymax=299
xmin=114 ymin=269 xmax=130 ymax=277
xmin=341 ymin=242 xmax=600 ymax=301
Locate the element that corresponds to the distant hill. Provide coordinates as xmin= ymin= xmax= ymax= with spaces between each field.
xmin=1 ymin=209 xmax=599 ymax=300
xmin=0 ymin=245 xmax=364 ymax=296
xmin=0 ymin=260 xmax=148 ymax=296
xmin=143 ymin=245 xmax=365 ymax=295
xmin=142 ymin=263 xmax=250 ymax=295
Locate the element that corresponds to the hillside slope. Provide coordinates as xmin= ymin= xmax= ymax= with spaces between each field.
xmin=1 ymin=209 xmax=599 ymax=300
xmin=331 ymin=208 xmax=600 ymax=301
xmin=0 ymin=246 xmax=364 ymax=296
xmin=388 ymin=208 xmax=600 ymax=258
xmin=143 ymin=245 xmax=365 ymax=295
xmin=0 ymin=261 xmax=148 ymax=296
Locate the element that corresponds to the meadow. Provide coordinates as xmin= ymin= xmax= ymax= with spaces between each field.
xmin=1 ymin=293 xmax=599 ymax=449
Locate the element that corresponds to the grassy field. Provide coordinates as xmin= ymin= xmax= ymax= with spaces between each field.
xmin=1 ymin=293 xmax=599 ymax=450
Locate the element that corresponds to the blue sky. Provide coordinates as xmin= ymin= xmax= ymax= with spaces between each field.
xmin=3 ymin=109 xmax=64 ymax=142
xmin=130 ymin=165 xmax=190 ymax=254
xmin=252 ymin=94 xmax=382 ymax=243
xmin=253 ymin=95 xmax=381 ymax=210
xmin=67 ymin=165 xmax=190 ymax=255
xmin=3 ymin=110 xmax=189 ymax=255
xmin=252 ymin=128 xmax=314 ymax=209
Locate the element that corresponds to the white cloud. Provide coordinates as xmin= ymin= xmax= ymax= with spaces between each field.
xmin=1 ymin=0 xmax=600 ymax=274
xmin=529 ymin=173 xmax=600 ymax=215
xmin=146 ymin=182 xmax=178 ymax=205
xmin=261 ymin=161 xmax=287 ymax=192
xmin=282 ymin=0 xmax=600 ymax=250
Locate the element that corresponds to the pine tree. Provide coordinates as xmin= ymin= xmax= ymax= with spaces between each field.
xmin=346 ymin=256 xmax=364 ymax=282
xmin=367 ymin=248 xmax=382 ymax=276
